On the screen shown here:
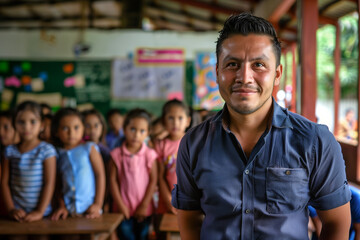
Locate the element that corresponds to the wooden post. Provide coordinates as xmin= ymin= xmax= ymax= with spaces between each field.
xmin=299 ymin=0 xmax=318 ymax=122
xmin=291 ymin=43 xmax=297 ymax=113
xmin=333 ymin=23 xmax=341 ymax=136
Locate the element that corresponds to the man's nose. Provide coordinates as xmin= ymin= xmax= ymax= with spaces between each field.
xmin=236 ymin=64 xmax=253 ymax=83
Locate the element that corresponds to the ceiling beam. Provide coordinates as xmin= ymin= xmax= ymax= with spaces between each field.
xmin=165 ymin=0 xmax=243 ymax=15
xmin=268 ymin=0 xmax=296 ymax=23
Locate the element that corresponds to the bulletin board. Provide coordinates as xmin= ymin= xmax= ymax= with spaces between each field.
xmin=0 ymin=60 xmax=111 ymax=116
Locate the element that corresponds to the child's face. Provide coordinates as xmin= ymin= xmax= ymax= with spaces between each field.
xmin=150 ymin=122 xmax=168 ymax=141
xmin=15 ymin=110 xmax=42 ymax=142
xmin=84 ymin=114 xmax=103 ymax=143
xmin=108 ymin=113 xmax=124 ymax=134
xmin=57 ymin=115 xmax=84 ymax=149
xmin=0 ymin=116 xmax=16 ymax=146
xmin=124 ymin=117 xmax=149 ymax=149
xmin=163 ymin=106 xmax=190 ymax=139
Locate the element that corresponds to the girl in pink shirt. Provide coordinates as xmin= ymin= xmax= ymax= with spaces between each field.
xmin=154 ymin=100 xmax=191 ymax=239
xmin=109 ymin=108 xmax=157 ymax=240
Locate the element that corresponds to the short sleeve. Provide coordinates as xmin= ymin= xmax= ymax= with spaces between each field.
xmin=308 ymin=206 xmax=317 ymax=218
xmin=350 ymin=186 xmax=360 ymax=223
xmin=4 ymin=145 xmax=13 ymax=159
xmin=309 ymin=125 xmax=351 ymax=210
xmin=87 ymin=141 xmax=99 ymax=153
xmin=42 ymin=142 xmax=57 ymax=160
xmin=171 ymin=135 xmax=201 ymax=210
xmin=110 ymin=147 xmax=121 ymax=170
xmin=154 ymin=139 xmax=164 ymax=162
xmin=146 ymin=148 xmax=157 ymax=172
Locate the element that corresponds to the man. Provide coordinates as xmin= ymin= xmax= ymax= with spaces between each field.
xmin=171 ymin=13 xmax=351 ymax=239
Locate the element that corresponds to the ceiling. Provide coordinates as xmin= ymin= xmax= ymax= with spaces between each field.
xmin=0 ymin=0 xmax=357 ymax=46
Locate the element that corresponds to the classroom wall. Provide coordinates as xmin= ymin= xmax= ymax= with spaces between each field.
xmin=0 ymin=29 xmax=219 ymax=116
xmin=0 ymin=29 xmax=218 ymax=59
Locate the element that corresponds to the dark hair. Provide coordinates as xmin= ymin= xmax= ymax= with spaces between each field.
xmin=40 ymin=103 xmax=52 ymax=113
xmin=0 ymin=110 xmax=15 ymax=121
xmin=123 ymin=108 xmax=152 ymax=131
xmin=106 ymin=108 xmax=122 ymax=121
xmin=216 ymin=12 xmax=281 ymax=66
xmin=13 ymin=101 xmax=42 ymax=127
xmin=82 ymin=109 xmax=107 ymax=144
xmin=161 ymin=99 xmax=190 ymax=120
xmin=51 ymin=107 xmax=84 ymax=147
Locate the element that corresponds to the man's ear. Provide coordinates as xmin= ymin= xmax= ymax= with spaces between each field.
xmin=274 ymin=64 xmax=283 ymax=86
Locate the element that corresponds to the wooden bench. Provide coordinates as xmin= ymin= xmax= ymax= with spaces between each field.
xmin=0 ymin=213 xmax=123 ymax=240
xmin=159 ymin=213 xmax=180 ymax=240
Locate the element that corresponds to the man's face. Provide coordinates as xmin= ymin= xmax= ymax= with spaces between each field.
xmin=216 ymin=34 xmax=282 ymax=115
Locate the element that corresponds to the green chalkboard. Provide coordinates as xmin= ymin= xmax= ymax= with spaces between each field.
xmin=0 ymin=60 xmax=112 ymax=116
xmin=0 ymin=59 xmax=194 ymax=118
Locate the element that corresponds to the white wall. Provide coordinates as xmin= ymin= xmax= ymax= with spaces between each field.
xmin=0 ymin=29 xmax=219 ymax=59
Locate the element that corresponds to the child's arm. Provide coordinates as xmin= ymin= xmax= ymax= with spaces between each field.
xmin=157 ymin=160 xmax=176 ymax=214
xmin=109 ymin=159 xmax=130 ymax=219
xmin=1 ymin=157 xmax=27 ymax=221
xmin=24 ymin=156 xmax=56 ymax=222
xmin=51 ymin=172 xmax=69 ymax=221
xmin=85 ymin=145 xmax=106 ymax=219
xmin=134 ymin=160 xmax=157 ymax=222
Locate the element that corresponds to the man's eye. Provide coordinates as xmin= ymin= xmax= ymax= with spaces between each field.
xmin=227 ymin=62 xmax=238 ymax=67
xmin=254 ymin=62 xmax=264 ymax=68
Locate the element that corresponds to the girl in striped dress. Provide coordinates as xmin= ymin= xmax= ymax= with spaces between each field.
xmin=1 ymin=101 xmax=57 ymax=222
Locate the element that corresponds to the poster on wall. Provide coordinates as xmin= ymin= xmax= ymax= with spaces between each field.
xmin=136 ymin=48 xmax=184 ymax=65
xmin=193 ymin=52 xmax=224 ymax=110
xmin=112 ymin=58 xmax=184 ymax=100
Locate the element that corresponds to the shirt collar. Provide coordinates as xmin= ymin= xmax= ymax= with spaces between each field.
xmin=121 ymin=142 xmax=146 ymax=156
xmin=211 ymin=97 xmax=293 ymax=129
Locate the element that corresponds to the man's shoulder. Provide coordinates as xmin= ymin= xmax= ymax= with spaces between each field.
xmin=183 ymin=113 xmax=220 ymax=142
xmin=286 ymin=110 xmax=330 ymax=135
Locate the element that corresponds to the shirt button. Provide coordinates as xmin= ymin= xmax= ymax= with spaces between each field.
xmin=244 ymin=169 xmax=249 ymax=175
xmin=71 ymin=186 xmax=76 ymax=191
xmin=245 ymin=209 xmax=251 ymax=214
xmin=285 ymin=170 xmax=291 ymax=175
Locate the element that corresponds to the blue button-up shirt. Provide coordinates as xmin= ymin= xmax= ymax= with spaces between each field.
xmin=172 ymin=99 xmax=351 ymax=240
xmin=57 ymin=142 xmax=98 ymax=215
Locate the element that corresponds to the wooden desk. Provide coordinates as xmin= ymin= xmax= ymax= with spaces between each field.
xmin=0 ymin=213 xmax=123 ymax=240
xmin=159 ymin=213 xmax=180 ymax=240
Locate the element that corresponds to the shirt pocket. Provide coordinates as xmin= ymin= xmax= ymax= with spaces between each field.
xmin=266 ymin=167 xmax=309 ymax=214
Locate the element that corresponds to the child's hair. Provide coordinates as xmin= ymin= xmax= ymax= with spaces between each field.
xmin=40 ymin=103 xmax=52 ymax=114
xmin=51 ymin=107 xmax=84 ymax=147
xmin=43 ymin=113 xmax=53 ymax=121
xmin=123 ymin=108 xmax=152 ymax=131
xmin=0 ymin=110 xmax=15 ymax=121
xmin=13 ymin=101 xmax=42 ymax=127
xmin=161 ymin=99 xmax=190 ymax=120
xmin=106 ymin=108 xmax=122 ymax=120
xmin=82 ymin=109 xmax=107 ymax=144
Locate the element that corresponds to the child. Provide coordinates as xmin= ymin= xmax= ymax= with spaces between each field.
xmin=1 ymin=101 xmax=56 ymax=222
xmin=83 ymin=109 xmax=111 ymax=212
xmin=50 ymin=107 xmax=105 ymax=220
xmin=109 ymin=108 xmax=157 ymax=240
xmin=148 ymin=117 xmax=168 ymax=148
xmin=154 ymin=99 xmax=191 ymax=238
xmin=39 ymin=113 xmax=53 ymax=143
xmin=106 ymin=109 xmax=125 ymax=150
xmin=0 ymin=110 xmax=19 ymax=217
